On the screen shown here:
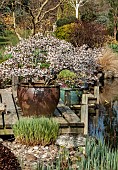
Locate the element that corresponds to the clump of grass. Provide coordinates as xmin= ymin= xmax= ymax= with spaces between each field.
xmin=13 ymin=117 xmax=59 ymax=146
xmin=97 ymin=47 xmax=118 ymax=73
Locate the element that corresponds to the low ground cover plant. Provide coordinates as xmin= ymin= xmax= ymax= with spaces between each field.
xmin=13 ymin=117 xmax=59 ymax=146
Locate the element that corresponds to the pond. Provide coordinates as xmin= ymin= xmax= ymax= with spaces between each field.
xmin=89 ymin=78 xmax=118 ymax=148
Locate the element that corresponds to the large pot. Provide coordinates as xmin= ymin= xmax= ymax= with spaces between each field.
xmin=17 ymin=83 xmax=60 ymax=116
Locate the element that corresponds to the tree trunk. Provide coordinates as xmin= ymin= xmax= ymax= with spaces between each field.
xmin=12 ymin=11 xmax=22 ymax=40
xmin=113 ymin=15 xmax=117 ymax=41
xmin=76 ymin=6 xmax=79 ymax=19
xmin=32 ymin=19 xmax=36 ymax=35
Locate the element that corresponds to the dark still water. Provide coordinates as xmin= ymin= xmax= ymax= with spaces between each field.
xmin=89 ymin=79 xmax=118 ymax=148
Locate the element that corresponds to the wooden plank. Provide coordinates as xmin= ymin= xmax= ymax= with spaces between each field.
xmin=0 ymin=128 xmax=13 ymax=135
xmin=81 ymin=104 xmax=88 ymax=135
xmin=71 ymin=103 xmax=95 ymax=110
xmin=59 ymin=126 xmax=84 ymax=134
xmin=54 ymin=108 xmax=62 ymax=117
xmin=0 ymin=89 xmax=18 ymax=127
xmin=57 ymin=100 xmax=80 ymax=124
xmin=53 ymin=117 xmax=68 ymax=127
xmin=82 ymin=94 xmax=88 ymax=105
xmin=0 ymin=89 xmax=16 ymax=114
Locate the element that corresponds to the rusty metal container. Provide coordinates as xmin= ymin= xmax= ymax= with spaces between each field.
xmin=17 ymin=83 xmax=60 ymax=116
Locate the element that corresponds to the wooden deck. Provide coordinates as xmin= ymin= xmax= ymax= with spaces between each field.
xmin=0 ymin=88 xmax=84 ymax=135
xmin=0 ymin=86 xmax=99 ymax=135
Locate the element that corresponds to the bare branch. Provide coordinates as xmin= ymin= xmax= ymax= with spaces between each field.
xmin=69 ymin=0 xmax=76 ymax=9
xmin=36 ymin=0 xmax=49 ymax=22
xmin=0 ymin=0 xmax=10 ymax=9
xmin=37 ymin=1 xmax=63 ymax=24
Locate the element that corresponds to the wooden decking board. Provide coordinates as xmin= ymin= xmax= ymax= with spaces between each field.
xmin=0 ymin=128 xmax=13 ymax=135
xmin=53 ymin=117 xmax=68 ymax=127
xmin=57 ymin=100 xmax=80 ymax=124
xmin=59 ymin=127 xmax=84 ymax=134
xmin=0 ymin=89 xmax=18 ymax=129
xmin=53 ymin=108 xmax=62 ymax=117
xmin=0 ymin=89 xmax=15 ymax=113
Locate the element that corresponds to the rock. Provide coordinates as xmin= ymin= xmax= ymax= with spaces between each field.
xmin=56 ymin=134 xmax=86 ymax=148
xmin=25 ymin=153 xmax=37 ymax=161
xmin=0 ymin=138 xmax=3 ymax=143
xmin=33 ymin=146 xmax=39 ymax=150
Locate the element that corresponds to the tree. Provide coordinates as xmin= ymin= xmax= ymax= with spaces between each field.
xmin=16 ymin=0 xmax=65 ymax=35
xmin=105 ymin=0 xmax=118 ymax=40
xmin=68 ymin=0 xmax=89 ymax=19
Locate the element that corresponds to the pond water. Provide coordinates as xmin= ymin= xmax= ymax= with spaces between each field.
xmin=89 ymin=79 xmax=118 ymax=148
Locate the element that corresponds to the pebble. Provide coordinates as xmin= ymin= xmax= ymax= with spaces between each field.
xmin=2 ymin=135 xmax=86 ymax=169
xmin=0 ymin=138 xmax=3 ymax=143
xmin=33 ymin=146 xmax=39 ymax=150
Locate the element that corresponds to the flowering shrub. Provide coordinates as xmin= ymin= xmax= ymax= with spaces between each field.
xmin=0 ymin=34 xmax=101 ymax=86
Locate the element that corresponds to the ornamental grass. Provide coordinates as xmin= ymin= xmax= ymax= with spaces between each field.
xmin=97 ymin=47 xmax=118 ymax=73
xmin=13 ymin=117 xmax=59 ymax=146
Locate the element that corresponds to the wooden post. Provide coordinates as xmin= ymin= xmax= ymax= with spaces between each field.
xmin=81 ymin=94 xmax=89 ymax=135
xmin=81 ymin=104 xmax=88 ymax=135
xmin=82 ymin=94 xmax=88 ymax=104
xmin=12 ymin=76 xmax=19 ymax=98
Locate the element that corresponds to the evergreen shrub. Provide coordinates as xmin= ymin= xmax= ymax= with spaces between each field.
xmin=56 ymin=16 xmax=77 ymax=27
xmin=55 ymin=23 xmax=76 ymax=41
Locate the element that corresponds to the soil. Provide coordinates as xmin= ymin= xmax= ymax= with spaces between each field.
xmin=0 ymin=143 xmax=22 ymax=170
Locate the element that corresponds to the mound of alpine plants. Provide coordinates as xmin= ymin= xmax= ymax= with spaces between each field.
xmin=0 ymin=33 xmax=102 ymax=86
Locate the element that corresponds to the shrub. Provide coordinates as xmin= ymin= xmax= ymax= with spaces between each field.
xmin=54 ymin=23 xmax=76 ymax=41
xmin=56 ymin=16 xmax=78 ymax=27
xmin=0 ymin=23 xmax=6 ymax=36
xmin=109 ymin=43 xmax=118 ymax=53
xmin=55 ymin=21 xmax=107 ymax=48
xmin=13 ymin=117 xmax=59 ymax=146
xmin=70 ymin=21 xmax=108 ymax=48
xmin=0 ymin=52 xmax=13 ymax=63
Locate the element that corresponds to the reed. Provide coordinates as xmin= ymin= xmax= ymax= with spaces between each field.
xmin=13 ymin=117 xmax=59 ymax=146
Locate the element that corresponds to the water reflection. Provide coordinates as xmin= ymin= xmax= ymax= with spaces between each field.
xmin=89 ymin=79 xmax=118 ymax=148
